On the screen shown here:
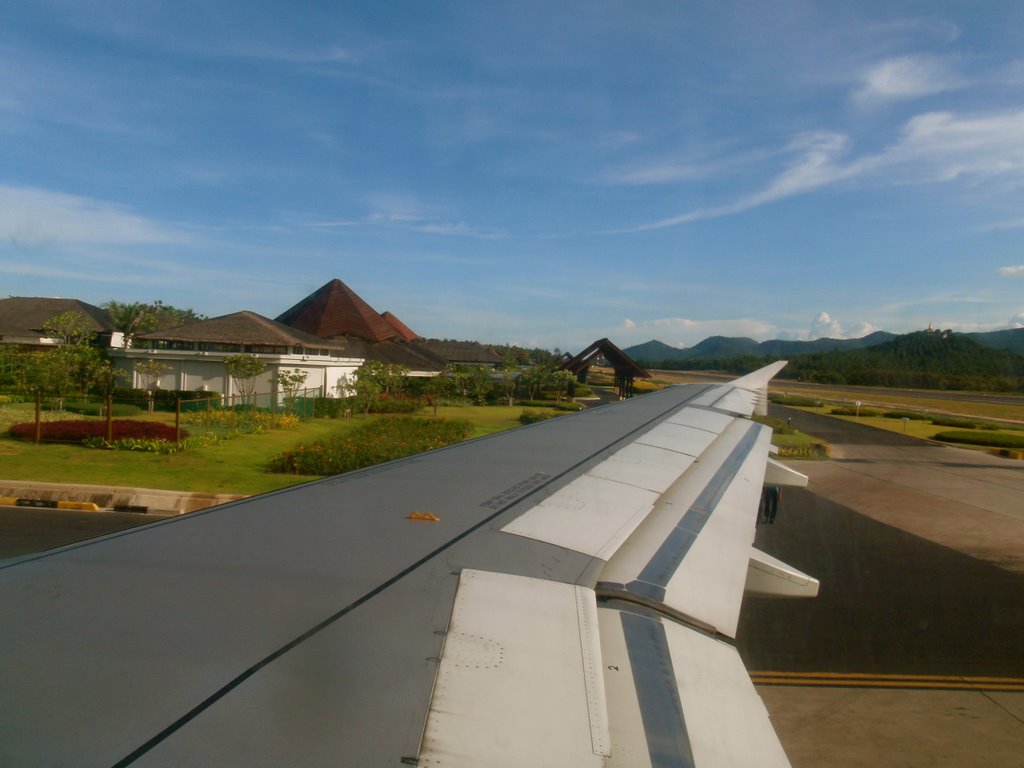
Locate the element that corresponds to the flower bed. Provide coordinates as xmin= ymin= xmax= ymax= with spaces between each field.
xmin=269 ymin=417 xmax=472 ymax=475
xmin=8 ymin=420 xmax=186 ymax=443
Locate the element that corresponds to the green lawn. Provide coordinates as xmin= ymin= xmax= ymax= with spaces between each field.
xmin=781 ymin=404 xmax=1024 ymax=449
xmin=0 ymin=403 xmax=563 ymax=495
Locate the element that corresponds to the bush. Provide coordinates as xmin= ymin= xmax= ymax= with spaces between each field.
xmin=555 ymin=401 xmax=584 ymax=412
xmin=269 ymin=417 xmax=472 ymax=475
xmin=932 ymin=430 xmax=1024 ymax=449
xmin=753 ymin=415 xmax=796 ymax=435
xmin=369 ymin=395 xmax=422 ymax=414
xmin=883 ymin=410 xmax=928 ymax=420
xmin=519 ymin=409 xmax=558 ymax=425
xmin=62 ymin=401 xmax=142 ymax=417
xmin=930 ymin=417 xmax=979 ymax=430
xmin=830 ymin=406 xmax=880 ymax=417
xmin=9 ymin=420 xmax=186 ymax=443
xmin=83 ymin=432 xmax=218 ymax=453
xmin=769 ymin=394 xmax=820 ymax=407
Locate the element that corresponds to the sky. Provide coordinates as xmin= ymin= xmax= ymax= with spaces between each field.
xmin=1 ymin=1 xmax=1023 ymax=352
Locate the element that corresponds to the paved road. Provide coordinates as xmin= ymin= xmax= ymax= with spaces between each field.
xmin=737 ymin=407 xmax=1024 ymax=767
xmin=0 ymin=507 xmax=156 ymax=559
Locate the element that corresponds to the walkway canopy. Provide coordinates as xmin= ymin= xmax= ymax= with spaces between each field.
xmin=561 ymin=338 xmax=651 ymax=398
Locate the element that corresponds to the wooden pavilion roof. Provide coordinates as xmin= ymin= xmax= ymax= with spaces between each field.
xmin=561 ymin=338 xmax=651 ymax=379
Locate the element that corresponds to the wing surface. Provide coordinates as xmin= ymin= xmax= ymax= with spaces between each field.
xmin=0 ymin=364 xmax=812 ymax=766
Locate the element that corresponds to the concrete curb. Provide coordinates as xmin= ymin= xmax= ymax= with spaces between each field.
xmin=0 ymin=479 xmax=246 ymax=515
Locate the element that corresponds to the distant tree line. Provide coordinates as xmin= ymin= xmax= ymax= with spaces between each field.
xmin=640 ymin=331 xmax=1024 ymax=392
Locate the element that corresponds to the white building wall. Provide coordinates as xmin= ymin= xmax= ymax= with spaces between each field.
xmin=109 ymin=350 xmax=364 ymax=404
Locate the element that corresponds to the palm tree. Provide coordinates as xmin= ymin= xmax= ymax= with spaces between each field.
xmin=104 ymin=301 xmax=154 ymax=348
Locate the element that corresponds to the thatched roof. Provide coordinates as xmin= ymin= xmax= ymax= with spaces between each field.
xmin=0 ymin=297 xmax=111 ymax=337
xmin=136 ymin=311 xmax=347 ymax=351
xmin=330 ymin=337 xmax=446 ymax=371
xmin=421 ymin=340 xmax=502 ymax=366
xmin=275 ymin=279 xmax=401 ymax=343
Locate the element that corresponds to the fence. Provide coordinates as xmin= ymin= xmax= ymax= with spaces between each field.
xmin=1 ymin=386 xmax=322 ymax=445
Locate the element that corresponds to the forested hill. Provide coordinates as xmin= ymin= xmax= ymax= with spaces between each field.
xmin=785 ymin=331 xmax=1024 ymax=390
xmin=626 ymin=329 xmax=1024 ymax=392
xmin=624 ymin=331 xmax=896 ymax=364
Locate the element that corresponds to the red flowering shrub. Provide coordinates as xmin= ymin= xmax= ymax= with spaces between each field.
xmin=270 ymin=417 xmax=471 ymax=475
xmin=8 ymin=420 xmax=186 ymax=443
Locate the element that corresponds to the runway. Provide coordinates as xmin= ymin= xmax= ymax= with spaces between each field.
xmin=737 ymin=407 xmax=1024 ymax=767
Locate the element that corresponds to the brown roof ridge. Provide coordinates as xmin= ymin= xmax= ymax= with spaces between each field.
xmin=380 ymin=311 xmax=421 ymax=343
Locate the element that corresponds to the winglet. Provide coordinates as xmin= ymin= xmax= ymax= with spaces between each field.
xmin=692 ymin=361 xmax=787 ymax=417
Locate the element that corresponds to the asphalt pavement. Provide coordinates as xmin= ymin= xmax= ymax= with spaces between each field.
xmin=737 ymin=407 xmax=1024 ymax=767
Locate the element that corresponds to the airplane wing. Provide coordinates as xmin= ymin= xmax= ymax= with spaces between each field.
xmin=0 ymin=363 xmax=814 ymax=767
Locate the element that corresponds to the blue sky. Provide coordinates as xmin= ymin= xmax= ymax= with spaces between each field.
xmin=2 ymin=1 xmax=1023 ymax=351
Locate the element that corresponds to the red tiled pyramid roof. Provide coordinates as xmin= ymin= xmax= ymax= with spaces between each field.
xmin=275 ymin=279 xmax=399 ymax=343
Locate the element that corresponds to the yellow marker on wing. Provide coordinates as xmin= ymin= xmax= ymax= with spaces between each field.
xmin=407 ymin=512 xmax=440 ymax=522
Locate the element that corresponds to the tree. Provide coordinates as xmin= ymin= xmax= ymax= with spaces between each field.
xmin=550 ymin=369 xmax=577 ymax=403
xmin=134 ymin=359 xmax=172 ymax=412
xmin=498 ymin=356 xmax=519 ymax=406
xmin=104 ymin=301 xmax=155 ymax=347
xmin=224 ymin=354 xmax=266 ymax=407
xmin=351 ymin=367 xmax=382 ymax=415
xmin=521 ymin=363 xmax=554 ymax=401
xmin=273 ymin=368 xmax=309 ymax=413
xmin=423 ymin=372 xmax=452 ymax=416
xmin=143 ymin=300 xmax=206 ymax=331
xmin=42 ymin=311 xmax=96 ymax=346
xmin=356 ymin=360 xmax=409 ymax=396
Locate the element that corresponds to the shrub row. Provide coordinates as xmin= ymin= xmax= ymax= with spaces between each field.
xmin=8 ymin=420 xmax=186 ymax=443
xmin=830 ymin=406 xmax=880 ymax=417
xmin=519 ymin=409 xmax=559 ymax=425
xmin=269 ymin=417 xmax=472 ymax=475
xmin=929 ymin=417 xmax=1000 ymax=430
xmin=933 ymin=431 xmax=1024 ymax=449
xmin=50 ymin=401 xmax=142 ymax=417
xmin=883 ymin=410 xmax=929 ymax=420
xmin=769 ymin=394 xmax=820 ymax=407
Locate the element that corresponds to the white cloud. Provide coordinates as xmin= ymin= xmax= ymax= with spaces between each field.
xmin=999 ymin=265 xmax=1024 ymax=277
xmin=810 ymin=311 xmax=845 ymax=339
xmin=635 ymin=108 xmax=1024 ymax=230
xmin=0 ymin=184 xmax=186 ymax=248
xmin=854 ymin=55 xmax=966 ymax=106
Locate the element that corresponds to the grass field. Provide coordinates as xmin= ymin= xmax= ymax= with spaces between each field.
xmin=0 ymin=403 xmax=557 ymax=495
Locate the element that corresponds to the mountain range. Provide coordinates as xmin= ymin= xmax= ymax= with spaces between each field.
xmin=624 ymin=327 xmax=1024 ymax=364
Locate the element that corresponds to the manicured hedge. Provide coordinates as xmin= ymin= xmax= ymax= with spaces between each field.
xmin=769 ymin=394 xmax=820 ymax=407
xmin=519 ymin=409 xmax=558 ymax=425
xmin=933 ymin=430 xmax=1024 ymax=449
xmin=8 ymin=420 xmax=185 ymax=443
xmin=269 ymin=417 xmax=472 ymax=475
xmin=61 ymin=401 xmax=142 ymax=417
xmin=883 ymin=410 xmax=929 ymax=420
xmin=830 ymin=406 xmax=880 ymax=417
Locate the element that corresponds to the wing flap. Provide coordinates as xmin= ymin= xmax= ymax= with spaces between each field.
xmin=597 ymin=419 xmax=771 ymax=638
xmin=419 ymin=569 xmax=608 ymax=767
xmin=599 ymin=603 xmax=791 ymax=768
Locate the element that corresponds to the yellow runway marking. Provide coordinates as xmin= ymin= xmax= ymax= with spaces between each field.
xmin=749 ymin=671 xmax=1024 ymax=692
